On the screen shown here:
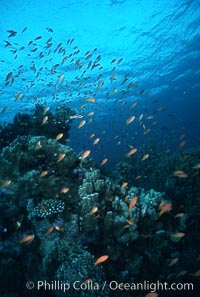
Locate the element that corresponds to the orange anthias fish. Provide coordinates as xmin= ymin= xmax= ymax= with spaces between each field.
xmin=1 ymin=179 xmax=12 ymax=188
xmin=177 ymin=270 xmax=187 ymax=277
xmin=57 ymin=153 xmax=65 ymax=162
xmin=70 ymin=114 xmax=84 ymax=119
xmin=60 ymin=187 xmax=69 ymax=194
xmin=55 ymin=133 xmax=64 ymax=140
xmin=93 ymin=138 xmax=100 ymax=145
xmin=126 ymin=115 xmax=135 ymax=125
xmin=87 ymin=97 xmax=96 ymax=103
xmin=126 ymin=219 xmax=134 ymax=225
xmin=77 ymin=120 xmax=86 ymax=129
xmin=90 ymin=207 xmax=98 ymax=214
xmin=19 ymin=234 xmax=35 ymax=244
xmin=173 ymin=170 xmax=188 ymax=178
xmin=55 ymin=224 xmax=64 ymax=232
xmin=159 ymin=202 xmax=172 ymax=216
xmin=80 ymin=150 xmax=91 ymax=159
xmin=174 ymin=213 xmax=185 ymax=218
xmin=121 ymin=182 xmax=128 ymax=188
xmin=193 ymin=163 xmax=200 ymax=169
xmin=141 ymin=154 xmax=149 ymax=161
xmin=191 ymin=269 xmax=200 ymax=276
xmin=45 ymin=226 xmax=55 ymax=236
xmin=40 ymin=170 xmax=48 ymax=177
xmin=171 ymin=232 xmax=185 ymax=239
xmin=94 ymin=255 xmax=109 ymax=265
xmin=145 ymin=292 xmax=158 ymax=297
xmin=168 ymin=257 xmax=179 ymax=267
xmin=127 ymin=148 xmax=137 ymax=156
xmin=100 ymin=158 xmax=108 ymax=165
xmin=42 ymin=116 xmax=48 ymax=125
xmin=15 ymin=92 xmax=24 ymax=101
xmin=129 ymin=196 xmax=138 ymax=211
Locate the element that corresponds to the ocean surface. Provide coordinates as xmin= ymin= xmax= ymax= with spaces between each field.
xmin=0 ymin=1 xmax=200 ymax=297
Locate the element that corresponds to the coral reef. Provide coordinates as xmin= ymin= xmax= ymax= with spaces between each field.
xmin=114 ymin=145 xmax=200 ymax=218
xmin=0 ymin=104 xmax=75 ymax=150
xmin=0 ymin=133 xmax=199 ymax=297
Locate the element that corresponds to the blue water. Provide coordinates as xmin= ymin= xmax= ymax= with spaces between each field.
xmin=1 ymin=0 xmax=200 ymax=167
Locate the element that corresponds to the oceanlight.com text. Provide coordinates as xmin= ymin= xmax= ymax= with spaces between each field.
xmin=26 ymin=279 xmax=194 ymax=293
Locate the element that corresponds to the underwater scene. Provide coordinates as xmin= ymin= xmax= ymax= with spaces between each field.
xmin=0 ymin=0 xmax=200 ymax=296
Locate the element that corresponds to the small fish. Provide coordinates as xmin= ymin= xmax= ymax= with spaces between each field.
xmin=42 ymin=116 xmax=48 ymax=125
xmin=22 ymin=26 xmax=27 ymax=33
xmin=157 ymin=105 xmax=166 ymax=112
xmin=127 ymin=148 xmax=137 ymax=156
xmin=112 ymin=88 xmax=118 ymax=94
xmin=130 ymin=101 xmax=138 ymax=108
xmin=35 ymin=35 xmax=42 ymax=40
xmin=174 ymin=213 xmax=185 ymax=218
xmin=141 ymin=154 xmax=149 ymax=161
xmin=45 ymin=226 xmax=54 ymax=236
xmin=179 ymin=140 xmax=186 ymax=149
xmin=94 ymin=255 xmax=109 ymax=265
xmin=89 ymin=133 xmax=95 ymax=138
xmin=93 ymin=138 xmax=100 ymax=145
xmin=145 ymin=115 xmax=154 ymax=120
xmin=193 ymin=163 xmax=200 ymax=169
xmin=126 ymin=219 xmax=134 ymax=225
xmin=171 ymin=232 xmax=185 ymax=239
xmin=138 ymin=113 xmax=144 ymax=121
xmin=143 ymin=128 xmax=150 ymax=135
xmin=123 ymin=224 xmax=130 ymax=229
xmin=60 ymin=187 xmax=69 ymax=194
xmin=77 ymin=120 xmax=86 ymax=129
xmin=87 ymin=111 xmax=94 ymax=116
xmin=5 ymin=71 xmax=13 ymax=82
xmin=70 ymin=114 xmax=83 ymax=119
xmin=15 ymin=221 xmax=22 ymax=230
xmin=1 ymin=179 xmax=11 ymax=188
xmin=100 ymin=158 xmax=108 ymax=165
xmin=90 ymin=207 xmax=98 ymax=214
xmin=55 ymin=133 xmax=64 ymax=140
xmin=126 ymin=115 xmax=135 ymax=125
xmin=86 ymin=97 xmax=96 ymax=103
xmin=117 ymin=57 xmax=123 ymax=64
xmin=168 ymin=257 xmax=179 ymax=267
xmin=80 ymin=150 xmax=91 ymax=160
xmin=191 ymin=269 xmax=200 ymax=276
xmin=46 ymin=27 xmax=53 ymax=32
xmin=15 ymin=92 xmax=24 ymax=101
xmin=83 ymin=278 xmax=93 ymax=284
xmin=35 ymin=141 xmax=42 ymax=150
xmin=177 ymin=270 xmax=187 ymax=277
xmin=40 ymin=171 xmax=48 ymax=177
xmin=1 ymin=107 xmax=8 ymax=113
xmin=129 ymin=196 xmax=138 ymax=211
xmin=55 ymin=224 xmax=64 ymax=232
xmin=57 ymin=73 xmax=65 ymax=83
xmin=173 ymin=170 xmax=188 ymax=178
xmin=57 ymin=153 xmax=65 ymax=162
xmin=97 ymin=81 xmax=104 ymax=89
xmin=121 ymin=182 xmax=128 ymax=188
xmin=19 ymin=234 xmax=35 ymax=244
xmin=159 ymin=203 xmax=172 ymax=216
xmin=145 ymin=292 xmax=158 ymax=297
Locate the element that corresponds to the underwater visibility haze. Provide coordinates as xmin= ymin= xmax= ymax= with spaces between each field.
xmin=0 ymin=0 xmax=200 ymax=296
